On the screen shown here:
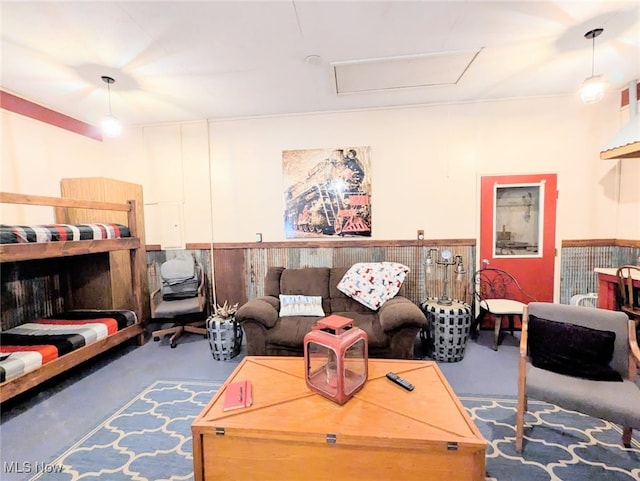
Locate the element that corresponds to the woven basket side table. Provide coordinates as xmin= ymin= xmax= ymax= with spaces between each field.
xmin=420 ymin=297 xmax=472 ymax=362
xmin=206 ymin=316 xmax=243 ymax=361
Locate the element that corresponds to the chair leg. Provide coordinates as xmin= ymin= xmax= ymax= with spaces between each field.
xmin=168 ymin=325 xmax=185 ymax=348
xmin=471 ymin=308 xmax=487 ymax=340
xmin=152 ymin=316 xmax=206 ymax=347
xmin=493 ymin=315 xmax=502 ymax=351
xmin=152 ymin=325 xmax=181 ymax=340
xmin=516 ymin=393 xmax=526 ymax=453
xmin=184 ymin=319 xmax=207 ymax=337
xmin=622 ymin=427 xmax=632 ymax=448
xmin=635 ymin=317 xmax=640 ymax=375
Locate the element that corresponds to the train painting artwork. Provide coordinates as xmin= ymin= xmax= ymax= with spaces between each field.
xmin=283 ymin=146 xmax=372 ymax=238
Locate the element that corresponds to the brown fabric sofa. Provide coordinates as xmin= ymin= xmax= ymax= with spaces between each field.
xmin=236 ymin=266 xmax=428 ymax=359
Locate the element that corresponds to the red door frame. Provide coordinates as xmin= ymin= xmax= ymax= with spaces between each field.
xmin=480 ymin=173 xmax=557 ymax=304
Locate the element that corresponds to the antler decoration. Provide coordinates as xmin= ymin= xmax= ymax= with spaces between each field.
xmin=215 ymin=300 xmax=239 ymax=319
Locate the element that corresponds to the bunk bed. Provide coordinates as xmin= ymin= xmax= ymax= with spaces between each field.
xmin=0 ymin=192 xmax=145 ymax=403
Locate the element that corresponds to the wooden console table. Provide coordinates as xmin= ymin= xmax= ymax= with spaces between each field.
xmin=594 ymin=267 xmax=640 ymax=310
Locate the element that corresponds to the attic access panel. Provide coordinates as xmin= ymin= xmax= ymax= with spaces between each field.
xmin=333 ymin=49 xmax=481 ymax=95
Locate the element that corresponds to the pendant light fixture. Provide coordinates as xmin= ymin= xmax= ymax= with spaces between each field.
xmin=580 ymin=28 xmax=606 ymax=104
xmin=100 ymin=75 xmax=122 ymax=137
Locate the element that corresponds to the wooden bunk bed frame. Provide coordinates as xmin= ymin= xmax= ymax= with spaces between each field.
xmin=0 ymin=192 xmax=145 ymax=403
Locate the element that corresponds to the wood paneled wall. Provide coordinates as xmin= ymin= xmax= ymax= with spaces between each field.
xmin=560 ymin=239 xmax=640 ymax=304
xmin=1 ymin=252 xmax=114 ymax=330
xmin=150 ymin=239 xmax=477 ymax=309
xmin=147 ymin=238 xmax=639 ymax=316
xmin=4 ymin=239 xmax=635 ymax=330
xmin=1 ymin=259 xmax=65 ymax=331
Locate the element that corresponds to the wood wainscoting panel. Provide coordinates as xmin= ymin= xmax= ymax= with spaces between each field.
xmin=213 ymin=248 xmax=246 ymax=307
xmin=192 ymin=240 xmax=477 ymax=307
xmin=560 ymin=239 xmax=640 ymax=305
xmin=0 ymin=259 xmax=66 ymax=331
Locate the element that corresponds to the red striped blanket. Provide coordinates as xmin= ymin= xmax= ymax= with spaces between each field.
xmin=0 ymin=223 xmax=131 ymax=244
xmin=0 ymin=310 xmax=136 ymax=383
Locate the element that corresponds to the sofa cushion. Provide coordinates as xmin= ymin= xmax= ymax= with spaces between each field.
xmin=332 ymin=312 xmax=389 ymax=348
xmin=279 ymin=295 xmax=325 ymax=317
xmin=336 ymin=262 xmax=409 ymax=310
xmin=265 ymin=317 xmax=322 ymax=347
xmin=528 ymin=315 xmax=622 ymax=382
xmin=280 ymin=268 xmax=330 ymax=297
xmin=264 ymin=267 xmax=286 ymax=297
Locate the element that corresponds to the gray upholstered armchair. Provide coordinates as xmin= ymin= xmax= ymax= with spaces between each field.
xmin=516 ymin=302 xmax=640 ymax=452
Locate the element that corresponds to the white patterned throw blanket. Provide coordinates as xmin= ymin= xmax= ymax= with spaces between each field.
xmin=337 ymin=261 xmax=409 ymax=310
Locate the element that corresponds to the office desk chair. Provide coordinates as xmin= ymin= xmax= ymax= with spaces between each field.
xmin=151 ymin=255 xmax=207 ymax=348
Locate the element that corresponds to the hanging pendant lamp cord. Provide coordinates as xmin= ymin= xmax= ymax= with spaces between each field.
xmin=107 ymin=82 xmax=113 ymax=115
xmin=591 ymin=35 xmax=595 ymax=77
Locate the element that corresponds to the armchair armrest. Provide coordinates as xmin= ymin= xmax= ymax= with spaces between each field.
xmin=378 ymin=296 xmax=427 ymax=332
xmin=150 ymin=287 xmax=161 ymax=318
xmin=518 ymin=307 xmax=530 ymax=392
xmin=519 ymin=308 xmax=529 ymax=359
xmin=236 ymin=296 xmax=280 ymax=329
xmin=197 ymin=273 xmax=205 ymax=311
xmin=630 ymin=320 xmax=640 ymax=381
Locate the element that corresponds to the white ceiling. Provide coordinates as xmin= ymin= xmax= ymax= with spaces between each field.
xmin=1 ymin=1 xmax=639 ymax=127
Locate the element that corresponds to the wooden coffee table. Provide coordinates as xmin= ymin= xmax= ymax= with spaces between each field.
xmin=192 ymin=356 xmax=486 ymax=481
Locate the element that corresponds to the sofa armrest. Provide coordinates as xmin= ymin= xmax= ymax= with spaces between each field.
xmin=378 ymin=296 xmax=427 ymax=332
xmin=236 ymin=296 xmax=280 ymax=329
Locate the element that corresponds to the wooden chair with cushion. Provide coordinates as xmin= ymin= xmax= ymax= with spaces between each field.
xmin=617 ymin=265 xmax=640 ymax=323
xmin=516 ymin=302 xmax=640 ymax=453
xmin=617 ymin=265 xmax=640 ymax=368
xmin=150 ymin=256 xmax=207 ymax=348
xmin=472 ymin=267 xmax=537 ymax=350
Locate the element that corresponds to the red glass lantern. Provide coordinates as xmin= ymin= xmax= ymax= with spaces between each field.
xmin=303 ymin=315 xmax=368 ymax=405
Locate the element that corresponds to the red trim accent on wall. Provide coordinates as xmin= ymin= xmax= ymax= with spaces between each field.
xmin=621 ymin=82 xmax=640 ymax=108
xmin=0 ymin=90 xmax=102 ymax=141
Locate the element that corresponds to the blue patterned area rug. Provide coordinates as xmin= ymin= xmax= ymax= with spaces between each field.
xmin=29 ymin=383 xmax=639 ymax=481
xmin=29 ymin=380 xmax=221 ymax=481
xmin=465 ymin=395 xmax=640 ymax=481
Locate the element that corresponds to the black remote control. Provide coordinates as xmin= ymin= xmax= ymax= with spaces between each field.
xmin=386 ymin=372 xmax=414 ymax=391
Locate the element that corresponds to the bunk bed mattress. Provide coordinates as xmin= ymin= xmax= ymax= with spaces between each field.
xmin=0 ymin=310 xmax=137 ymax=383
xmin=0 ymin=223 xmax=131 ymax=244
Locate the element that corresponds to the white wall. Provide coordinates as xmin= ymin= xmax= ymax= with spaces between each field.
xmin=608 ymin=105 xmax=640 ymax=240
xmin=203 ymin=94 xmax=633 ymax=243
xmin=617 ymin=159 xmax=640 ymax=239
xmin=1 ymin=110 xmax=107 ymax=223
xmin=101 ymin=121 xmax=212 ymax=248
xmin=2 ymin=93 xmax=638 ymax=244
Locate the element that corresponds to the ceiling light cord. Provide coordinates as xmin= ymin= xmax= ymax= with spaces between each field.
xmin=100 ymin=75 xmax=122 ymax=137
xmin=580 ymin=28 xmax=605 ymax=104
xmin=107 ymin=81 xmax=113 ymax=115
xmin=590 ymin=34 xmax=595 ymax=77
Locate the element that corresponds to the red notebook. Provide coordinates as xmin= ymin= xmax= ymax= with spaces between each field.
xmin=223 ymin=380 xmax=253 ymax=411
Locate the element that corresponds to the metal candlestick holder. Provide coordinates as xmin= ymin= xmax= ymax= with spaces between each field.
xmin=425 ymin=248 xmax=466 ymax=306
